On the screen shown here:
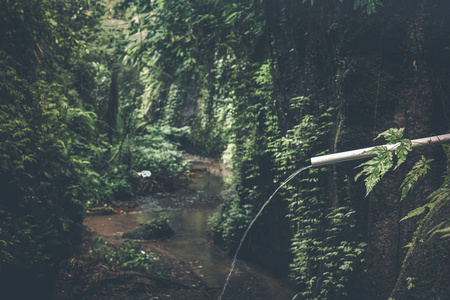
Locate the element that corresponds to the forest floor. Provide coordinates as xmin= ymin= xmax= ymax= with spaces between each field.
xmin=54 ymin=173 xmax=220 ymax=299
xmin=54 ymin=206 xmax=215 ymax=300
xmin=54 ymin=156 xmax=294 ymax=300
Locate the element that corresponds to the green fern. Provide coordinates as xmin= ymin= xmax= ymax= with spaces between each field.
xmin=355 ymin=147 xmax=393 ymax=196
xmin=355 ymin=128 xmax=413 ymax=196
xmin=434 ymin=227 xmax=450 ymax=239
xmin=400 ymin=156 xmax=433 ymax=201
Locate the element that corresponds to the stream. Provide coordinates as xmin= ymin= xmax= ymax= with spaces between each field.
xmin=84 ymin=157 xmax=296 ymax=299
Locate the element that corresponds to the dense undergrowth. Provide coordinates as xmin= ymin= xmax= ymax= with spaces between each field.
xmin=1 ymin=0 xmax=450 ymax=299
xmin=0 ymin=1 xmax=189 ymax=297
xmin=90 ymin=238 xmax=166 ymax=275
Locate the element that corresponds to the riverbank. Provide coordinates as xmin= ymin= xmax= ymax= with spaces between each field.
xmin=54 ymin=156 xmax=296 ymax=299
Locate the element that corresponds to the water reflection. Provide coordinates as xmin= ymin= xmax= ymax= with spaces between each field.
xmin=131 ymin=209 xmax=236 ymax=288
xmin=132 ymin=159 xmax=234 ymax=287
xmin=85 ymin=158 xmax=296 ymax=299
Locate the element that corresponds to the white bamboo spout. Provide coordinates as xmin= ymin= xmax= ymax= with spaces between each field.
xmin=310 ymin=133 xmax=450 ymax=167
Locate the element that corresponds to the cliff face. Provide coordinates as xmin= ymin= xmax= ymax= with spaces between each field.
xmin=263 ymin=0 xmax=450 ymax=299
xmin=390 ymin=190 xmax=450 ymax=300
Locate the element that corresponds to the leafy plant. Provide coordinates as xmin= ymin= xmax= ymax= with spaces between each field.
xmin=0 ymin=2 xmax=114 ymax=296
xmin=351 ymin=0 xmax=384 ymax=15
xmin=131 ymin=125 xmax=191 ymax=190
xmin=291 ymin=207 xmax=366 ymax=299
xmin=90 ymin=238 xmax=166 ymax=275
xmin=401 ymin=181 xmax=448 ymax=222
xmin=101 ymin=165 xmax=136 ymax=201
xmin=355 ymin=128 xmax=412 ymax=196
xmin=400 ymin=156 xmax=434 ymax=201
xmin=354 ymin=128 xmax=446 ymax=224
xmin=208 ymin=195 xmax=253 ymax=251
xmin=353 ymin=128 xmax=447 ymax=226
xmin=406 ymin=277 xmax=415 ymax=291
xmin=355 ymin=147 xmax=394 ymax=196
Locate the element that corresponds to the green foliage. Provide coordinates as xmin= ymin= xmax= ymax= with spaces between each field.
xmin=401 ymin=178 xmax=449 ymax=222
xmin=355 ymin=128 xmax=412 ymax=196
xmin=0 ymin=2 xmax=108 ymax=293
xmin=390 ymin=148 xmax=450 ymax=299
xmin=2 ymin=0 xmax=427 ymax=298
xmin=91 ymin=238 xmax=166 ymax=275
xmin=0 ymin=58 xmax=91 ymax=271
xmin=376 ymin=128 xmax=412 ymax=168
xmin=208 ymin=194 xmax=253 ymax=251
xmin=101 ymin=165 xmax=135 ymax=201
xmin=354 ymin=128 xmax=446 ymax=227
xmin=261 ymin=94 xmax=368 ymax=299
xmin=92 ymin=124 xmax=191 ymax=203
xmin=119 ymin=0 xmax=264 ymax=156
xmin=290 ymin=207 xmax=366 ymax=299
xmin=286 ymin=171 xmax=366 ymax=299
xmin=131 ymin=125 xmax=191 ymax=189
xmin=207 ymin=56 xmax=278 ymax=250
xmin=351 ymin=0 xmax=384 ymax=15
xmin=122 ymin=213 xmax=174 ymax=240
xmin=400 ymin=156 xmax=434 ymax=201
xmin=406 ymin=277 xmax=415 ymax=291
xmin=434 ymin=226 xmax=450 ymax=239
xmin=354 ymin=128 xmax=443 ymax=224
xmin=355 ymin=147 xmax=394 ymax=196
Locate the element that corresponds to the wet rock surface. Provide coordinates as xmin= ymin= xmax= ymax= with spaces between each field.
xmin=122 ymin=216 xmax=174 ymax=240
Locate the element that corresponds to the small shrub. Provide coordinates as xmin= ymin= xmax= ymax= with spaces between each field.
xmin=132 ymin=131 xmax=190 ymax=188
xmin=90 ymin=238 xmax=166 ymax=275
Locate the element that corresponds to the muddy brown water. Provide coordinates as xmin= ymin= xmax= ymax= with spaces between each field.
xmin=84 ymin=158 xmax=296 ymax=299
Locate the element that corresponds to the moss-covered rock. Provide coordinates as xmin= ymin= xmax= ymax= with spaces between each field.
xmin=123 ymin=216 xmax=174 ymax=240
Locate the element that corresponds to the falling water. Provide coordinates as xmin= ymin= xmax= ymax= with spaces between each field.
xmin=218 ymin=165 xmax=312 ymax=300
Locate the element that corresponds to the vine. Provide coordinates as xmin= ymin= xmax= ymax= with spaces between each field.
xmin=271 ymin=100 xmax=366 ymax=299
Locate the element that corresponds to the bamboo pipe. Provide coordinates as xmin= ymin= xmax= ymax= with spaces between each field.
xmin=310 ymin=133 xmax=450 ymax=167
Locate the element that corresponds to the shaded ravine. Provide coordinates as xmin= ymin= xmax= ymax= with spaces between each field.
xmin=84 ymin=157 xmax=296 ymax=299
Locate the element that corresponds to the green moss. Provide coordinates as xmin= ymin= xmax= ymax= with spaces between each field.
xmin=123 ymin=215 xmax=174 ymax=240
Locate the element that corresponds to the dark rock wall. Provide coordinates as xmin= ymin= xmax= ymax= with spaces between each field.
xmin=264 ymin=0 xmax=450 ymax=298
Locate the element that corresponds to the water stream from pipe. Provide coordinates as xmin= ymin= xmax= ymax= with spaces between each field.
xmin=218 ymin=165 xmax=312 ymax=300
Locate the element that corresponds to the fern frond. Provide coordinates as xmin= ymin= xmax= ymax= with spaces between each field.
xmin=400 ymin=156 xmax=433 ymax=201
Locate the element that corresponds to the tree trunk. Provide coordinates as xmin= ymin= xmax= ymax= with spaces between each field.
xmin=106 ymin=64 xmax=119 ymax=141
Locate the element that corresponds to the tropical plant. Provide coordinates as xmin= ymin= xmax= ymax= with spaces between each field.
xmin=355 ymin=128 xmax=412 ymax=196
xmin=0 ymin=1 xmax=108 ymax=296
xmin=354 ymin=128 xmax=438 ymax=220
xmin=91 ymin=238 xmax=166 ymax=275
